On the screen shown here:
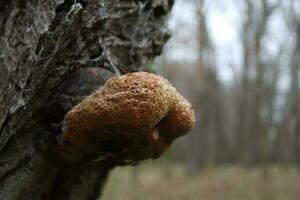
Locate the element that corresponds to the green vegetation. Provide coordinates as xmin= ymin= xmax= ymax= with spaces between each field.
xmin=101 ymin=162 xmax=300 ymax=200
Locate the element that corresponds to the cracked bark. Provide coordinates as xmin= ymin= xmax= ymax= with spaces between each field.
xmin=0 ymin=0 xmax=173 ymax=199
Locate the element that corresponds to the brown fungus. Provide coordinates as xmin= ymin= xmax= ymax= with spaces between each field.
xmin=55 ymin=72 xmax=195 ymax=167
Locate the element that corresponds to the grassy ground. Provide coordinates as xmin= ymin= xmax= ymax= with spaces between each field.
xmin=101 ymin=162 xmax=300 ymax=200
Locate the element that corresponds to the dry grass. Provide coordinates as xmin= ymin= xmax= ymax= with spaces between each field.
xmin=101 ymin=162 xmax=300 ymax=200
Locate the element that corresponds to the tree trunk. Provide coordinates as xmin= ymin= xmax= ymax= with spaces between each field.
xmin=0 ymin=0 xmax=173 ymax=199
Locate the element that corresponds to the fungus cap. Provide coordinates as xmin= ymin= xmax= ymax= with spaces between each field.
xmin=57 ymin=72 xmax=195 ymax=166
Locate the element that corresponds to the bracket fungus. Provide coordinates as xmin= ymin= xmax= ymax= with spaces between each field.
xmin=54 ymin=72 xmax=195 ymax=167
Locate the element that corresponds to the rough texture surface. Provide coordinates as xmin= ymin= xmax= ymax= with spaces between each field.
xmin=55 ymin=72 xmax=195 ymax=166
xmin=0 ymin=0 xmax=173 ymax=199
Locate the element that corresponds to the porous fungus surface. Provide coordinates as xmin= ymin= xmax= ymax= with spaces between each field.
xmin=58 ymin=72 xmax=195 ymax=165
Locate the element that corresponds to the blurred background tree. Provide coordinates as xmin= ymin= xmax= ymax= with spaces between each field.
xmin=157 ymin=0 xmax=300 ymax=169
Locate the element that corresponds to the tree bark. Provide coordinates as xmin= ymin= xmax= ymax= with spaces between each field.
xmin=0 ymin=0 xmax=173 ymax=199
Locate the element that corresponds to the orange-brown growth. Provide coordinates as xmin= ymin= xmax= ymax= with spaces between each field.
xmin=56 ymin=72 xmax=195 ymax=167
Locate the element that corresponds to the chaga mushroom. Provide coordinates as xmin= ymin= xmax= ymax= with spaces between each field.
xmin=54 ymin=72 xmax=195 ymax=167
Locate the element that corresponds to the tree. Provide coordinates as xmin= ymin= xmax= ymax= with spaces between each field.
xmin=0 ymin=0 xmax=173 ymax=199
xmin=278 ymin=1 xmax=300 ymax=164
xmin=236 ymin=0 xmax=279 ymax=165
